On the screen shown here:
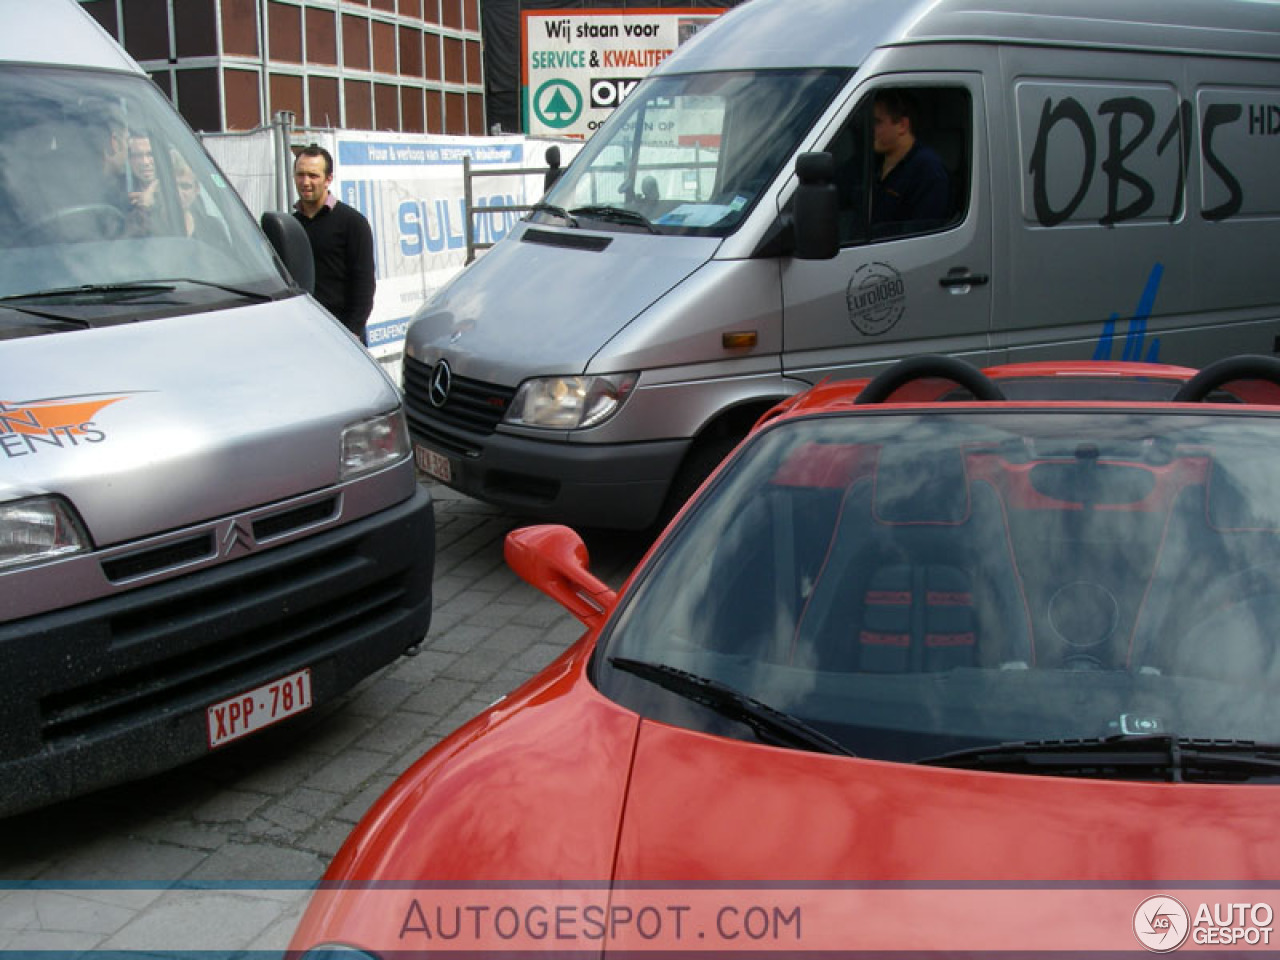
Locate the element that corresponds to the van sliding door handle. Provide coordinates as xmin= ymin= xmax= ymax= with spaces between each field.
xmin=939 ymin=271 xmax=989 ymax=288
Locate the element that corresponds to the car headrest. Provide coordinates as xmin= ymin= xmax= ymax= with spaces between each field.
xmin=872 ymin=444 xmax=971 ymax=525
xmin=1207 ymin=461 xmax=1280 ymax=532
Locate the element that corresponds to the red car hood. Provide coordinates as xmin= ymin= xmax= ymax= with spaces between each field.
xmin=293 ymin=651 xmax=1280 ymax=955
xmin=617 ymin=718 xmax=1277 ymax=884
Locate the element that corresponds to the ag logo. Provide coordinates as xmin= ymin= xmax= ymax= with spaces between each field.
xmin=846 ymin=262 xmax=906 ymax=336
xmin=533 ymin=79 xmax=583 ymax=129
xmin=1134 ymin=895 xmax=1190 ymax=952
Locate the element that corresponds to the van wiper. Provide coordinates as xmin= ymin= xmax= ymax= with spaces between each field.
xmin=529 ymin=202 xmax=578 ymax=227
xmin=609 ymin=657 xmax=855 ymax=757
xmin=0 ymin=302 xmax=91 ymax=326
xmin=1 ymin=282 xmax=177 ymax=304
xmin=569 ymin=205 xmax=657 ymax=233
xmin=154 ymin=278 xmax=276 ymax=302
xmin=918 ymin=735 xmax=1280 ymax=783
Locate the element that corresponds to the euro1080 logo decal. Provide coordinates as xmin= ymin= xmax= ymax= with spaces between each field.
xmin=0 ymin=394 xmax=130 ymax=458
xmin=846 ymin=262 xmax=906 ymax=337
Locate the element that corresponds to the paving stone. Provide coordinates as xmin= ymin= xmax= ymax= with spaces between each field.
xmin=184 ymin=842 xmax=326 ymax=882
xmin=399 ymin=676 xmax=475 ymax=716
xmin=191 ymin=784 xmax=269 ymax=818
xmin=355 ymin=709 xmax=438 ymax=754
xmin=102 ymin=890 xmax=290 ymax=951
xmin=334 ymin=775 xmax=400 ymax=825
xmin=301 ymin=748 xmax=393 ymax=795
xmin=426 ymin=622 xmax=493 ymax=654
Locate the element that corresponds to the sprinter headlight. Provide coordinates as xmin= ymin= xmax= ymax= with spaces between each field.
xmin=0 ymin=496 xmax=90 ymax=571
xmin=340 ymin=408 xmax=411 ymax=481
xmin=507 ymin=374 xmax=638 ymax=429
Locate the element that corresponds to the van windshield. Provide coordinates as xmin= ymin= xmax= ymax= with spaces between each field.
xmin=0 ymin=66 xmax=292 ymax=333
xmin=539 ymin=69 xmax=847 ymax=237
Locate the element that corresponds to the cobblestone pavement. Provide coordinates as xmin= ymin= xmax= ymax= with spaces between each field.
xmin=0 ymin=482 xmax=653 ymax=953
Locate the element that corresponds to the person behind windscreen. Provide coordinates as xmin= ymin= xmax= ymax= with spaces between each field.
xmin=871 ymin=89 xmax=950 ymax=228
xmin=171 ymin=150 xmax=226 ymax=246
xmin=292 ymin=144 xmax=376 ymax=345
xmin=127 ymin=131 xmax=160 ymax=215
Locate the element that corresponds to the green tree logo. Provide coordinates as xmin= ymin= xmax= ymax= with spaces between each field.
xmin=534 ymin=80 xmax=583 ymax=129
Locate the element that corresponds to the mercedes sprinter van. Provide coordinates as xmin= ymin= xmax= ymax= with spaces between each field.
xmin=402 ymin=0 xmax=1280 ymax=530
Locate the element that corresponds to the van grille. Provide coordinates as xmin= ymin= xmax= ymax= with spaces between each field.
xmin=39 ymin=540 xmax=413 ymax=744
xmin=101 ymin=535 xmax=214 ymax=583
xmin=99 ymin=497 xmax=339 ymax=583
xmin=403 ymin=356 xmax=515 ymax=437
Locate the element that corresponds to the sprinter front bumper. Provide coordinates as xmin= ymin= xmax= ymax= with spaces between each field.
xmin=0 ymin=483 xmax=434 ymax=817
xmin=402 ymin=359 xmax=687 ymax=529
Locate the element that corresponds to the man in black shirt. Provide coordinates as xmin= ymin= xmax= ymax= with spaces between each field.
xmin=871 ymin=90 xmax=950 ymax=230
xmin=292 ymin=144 xmax=376 ymax=345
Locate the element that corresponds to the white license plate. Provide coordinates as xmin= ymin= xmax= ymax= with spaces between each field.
xmin=415 ymin=443 xmax=453 ymax=483
xmin=207 ymin=668 xmax=313 ymax=748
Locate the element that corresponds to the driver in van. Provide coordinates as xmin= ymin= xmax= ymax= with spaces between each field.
xmin=871 ymin=89 xmax=950 ymax=228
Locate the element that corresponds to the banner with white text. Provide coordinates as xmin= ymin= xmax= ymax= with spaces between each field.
xmin=327 ymin=131 xmax=579 ymax=367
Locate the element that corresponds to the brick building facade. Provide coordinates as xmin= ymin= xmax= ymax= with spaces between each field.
xmin=79 ymin=0 xmax=487 ymax=135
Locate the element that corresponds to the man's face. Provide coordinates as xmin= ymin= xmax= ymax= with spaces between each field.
xmin=129 ymin=136 xmax=156 ymax=183
xmin=294 ymin=154 xmax=332 ymax=207
xmin=872 ymin=102 xmax=908 ymax=156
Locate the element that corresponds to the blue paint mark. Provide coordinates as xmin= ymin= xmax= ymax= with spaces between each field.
xmin=1094 ymin=313 xmax=1118 ymax=361
xmin=1093 ymin=262 xmax=1163 ymax=363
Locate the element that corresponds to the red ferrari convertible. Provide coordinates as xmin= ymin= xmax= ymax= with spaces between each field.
xmin=291 ymin=355 xmax=1280 ymax=956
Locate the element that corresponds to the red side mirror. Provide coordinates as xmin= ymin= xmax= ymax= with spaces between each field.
xmin=505 ymin=525 xmax=617 ymax=628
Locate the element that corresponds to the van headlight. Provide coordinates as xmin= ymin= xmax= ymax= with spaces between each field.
xmin=0 ymin=496 xmax=90 ymax=571
xmin=506 ymin=374 xmax=638 ymax=429
xmin=340 ymin=408 xmax=411 ymax=481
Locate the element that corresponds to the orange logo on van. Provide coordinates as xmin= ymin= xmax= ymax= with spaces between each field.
xmin=0 ymin=394 xmax=131 ymax=458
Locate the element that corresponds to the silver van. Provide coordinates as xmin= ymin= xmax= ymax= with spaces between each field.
xmin=402 ymin=0 xmax=1280 ymax=530
xmin=0 ymin=0 xmax=434 ymax=814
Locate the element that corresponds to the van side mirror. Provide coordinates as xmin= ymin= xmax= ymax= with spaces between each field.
xmin=544 ymin=144 xmax=565 ymax=192
xmin=792 ymin=152 xmax=839 ymax=261
xmin=260 ymin=211 xmax=315 ymax=294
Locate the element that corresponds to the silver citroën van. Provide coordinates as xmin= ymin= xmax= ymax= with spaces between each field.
xmin=0 ymin=0 xmax=434 ymax=814
xmin=402 ymin=0 xmax=1280 ymax=530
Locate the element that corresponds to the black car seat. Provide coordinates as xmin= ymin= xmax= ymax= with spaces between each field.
xmin=792 ymin=443 xmax=1034 ymax=673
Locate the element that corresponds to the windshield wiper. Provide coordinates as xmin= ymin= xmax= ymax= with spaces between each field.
xmin=1 ymin=283 xmax=178 ymax=304
xmin=568 ymin=205 xmax=657 ymax=233
xmin=609 ymin=657 xmax=855 ymax=757
xmin=918 ymin=735 xmax=1280 ymax=783
xmin=0 ymin=303 xmax=91 ymax=326
xmin=154 ymin=278 xmax=275 ymax=302
xmin=3 ymin=279 xmax=274 ymax=307
xmin=528 ymin=202 xmax=578 ymax=227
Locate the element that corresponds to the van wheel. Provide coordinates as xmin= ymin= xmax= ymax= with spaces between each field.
xmin=655 ymin=431 xmax=740 ymax=531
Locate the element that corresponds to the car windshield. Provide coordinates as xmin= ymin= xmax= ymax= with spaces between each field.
xmin=598 ymin=409 xmax=1280 ymax=771
xmin=0 ymin=66 xmax=291 ymax=334
xmin=537 ymin=68 xmax=847 ymax=237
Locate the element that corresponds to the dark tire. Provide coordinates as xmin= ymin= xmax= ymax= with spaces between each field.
xmin=653 ymin=431 xmax=740 ymax=533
